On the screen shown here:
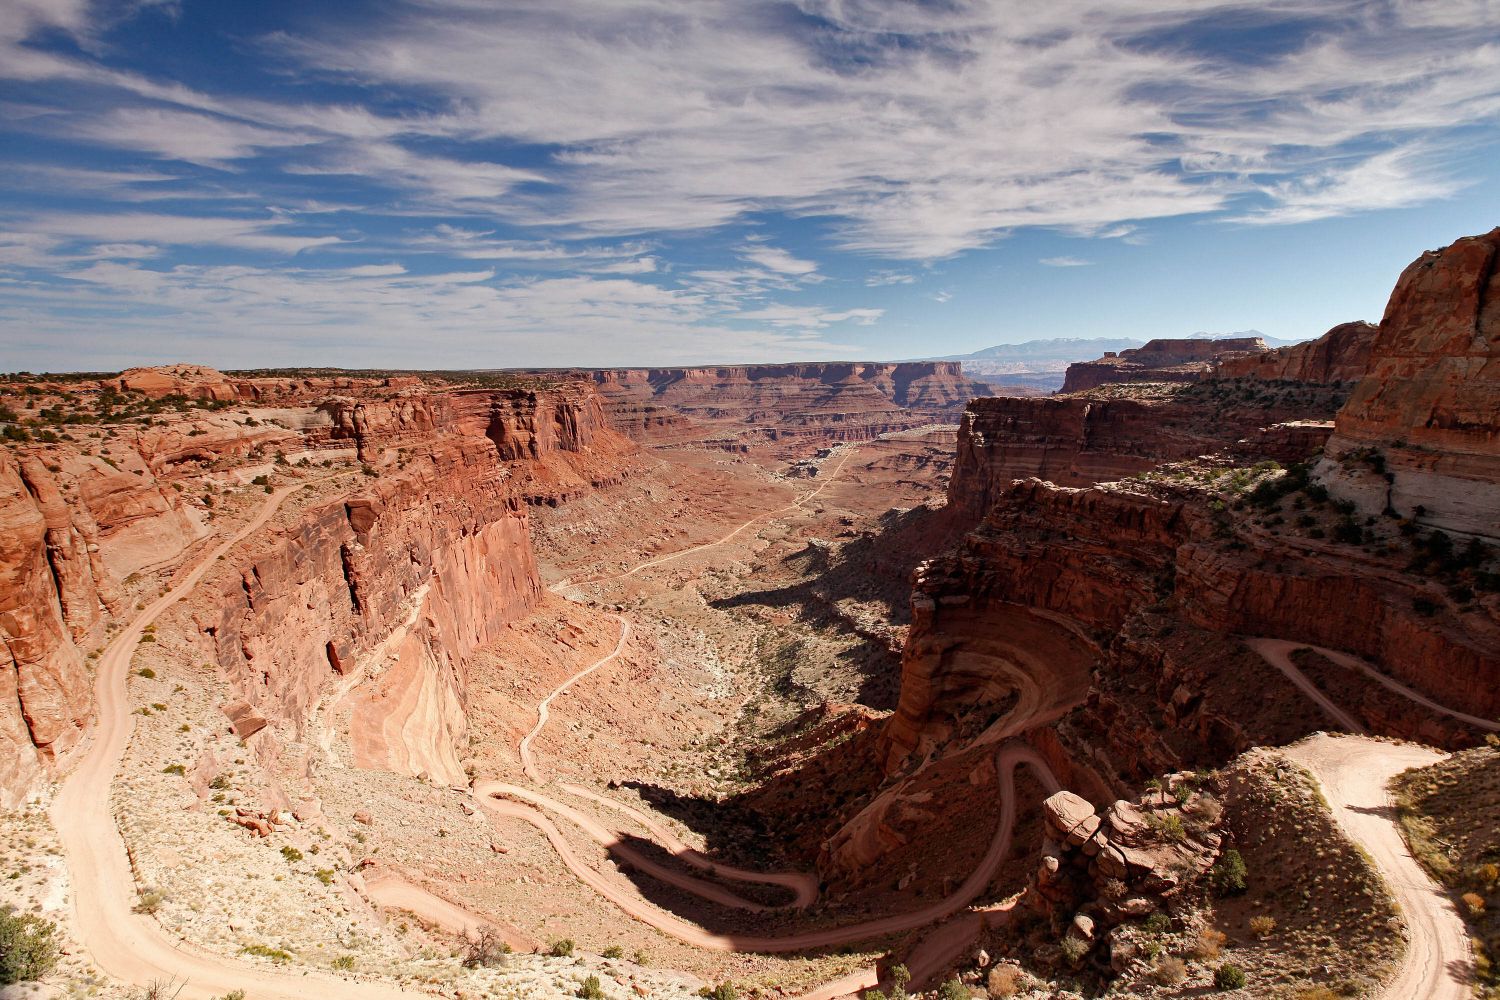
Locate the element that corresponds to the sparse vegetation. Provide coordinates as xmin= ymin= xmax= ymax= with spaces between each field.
xmin=461 ymin=926 xmax=512 ymax=968
xmin=1214 ymin=963 xmax=1247 ymax=990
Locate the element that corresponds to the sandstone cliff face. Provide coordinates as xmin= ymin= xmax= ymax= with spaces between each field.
xmin=1318 ymin=228 xmax=1500 ymax=539
xmin=1061 ymin=338 xmax=1269 ymax=393
xmin=204 ymin=436 xmax=542 ymax=786
xmin=324 ymin=382 xmax=638 ymax=505
xmin=582 ymin=362 xmax=988 ymax=450
xmin=0 ymin=452 xmax=94 ymax=807
xmin=1216 ymin=322 xmax=1377 ymax=384
xmin=946 ymin=388 xmax=1345 ymax=523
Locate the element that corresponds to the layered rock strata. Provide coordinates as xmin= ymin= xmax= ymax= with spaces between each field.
xmin=578 ymin=362 xmax=989 ymax=449
xmin=1061 ymin=337 xmax=1268 ymax=393
xmin=1317 ymin=228 xmax=1500 ymax=539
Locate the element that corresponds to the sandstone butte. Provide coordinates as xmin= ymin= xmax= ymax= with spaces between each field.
xmin=0 ymin=228 xmax=1496 ymax=1000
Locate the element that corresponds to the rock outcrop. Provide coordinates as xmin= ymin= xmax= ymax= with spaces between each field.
xmin=1031 ymin=780 xmax=1223 ymax=944
xmin=1317 ymin=228 xmax=1500 ymax=539
xmin=1216 ymin=322 xmax=1377 ymax=384
xmin=0 ymin=452 xmax=95 ymax=806
xmin=1061 ymin=338 xmax=1269 ymax=393
xmin=117 ymin=363 xmax=240 ymax=401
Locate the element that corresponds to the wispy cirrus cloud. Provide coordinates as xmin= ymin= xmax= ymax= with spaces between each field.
xmin=1 ymin=0 xmax=1499 ymax=367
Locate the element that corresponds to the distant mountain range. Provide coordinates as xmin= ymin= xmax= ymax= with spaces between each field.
xmin=918 ymin=331 xmax=1305 ymax=378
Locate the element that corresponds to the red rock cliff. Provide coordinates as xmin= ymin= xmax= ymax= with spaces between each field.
xmin=1061 ymin=338 xmax=1269 ymax=392
xmin=1216 ymin=322 xmax=1377 ymax=384
xmin=1318 ymin=228 xmax=1500 ymax=539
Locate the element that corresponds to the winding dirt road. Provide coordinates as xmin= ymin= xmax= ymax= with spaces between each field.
xmin=1282 ymin=734 xmax=1474 ymax=1000
xmin=476 ymin=745 xmax=1057 ymax=953
xmin=518 ymin=613 xmax=632 ymax=783
xmin=50 ymin=482 xmax=426 ymax=1000
xmin=1247 ymin=636 xmax=1500 ymax=734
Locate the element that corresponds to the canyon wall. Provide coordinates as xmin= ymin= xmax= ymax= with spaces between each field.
xmin=1216 ymin=322 xmax=1377 ymax=384
xmin=580 ymin=362 xmax=989 ymax=449
xmin=1317 ymin=228 xmax=1500 ymax=539
xmin=203 ymin=434 xmax=542 ymax=785
xmin=945 ymin=386 xmax=1347 ymax=522
xmin=325 ymin=382 xmax=639 ymax=506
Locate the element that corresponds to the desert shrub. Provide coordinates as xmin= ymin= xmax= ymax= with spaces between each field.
xmin=579 ymin=975 xmax=605 ymax=999
xmin=889 ymin=964 xmax=910 ymax=994
xmin=219 ymin=992 xmax=247 ymax=1000
xmin=331 ymin=955 xmax=355 ymax=971
xmin=162 ymin=763 xmax=186 ymax=776
xmin=706 ymin=983 xmax=738 ymax=1000
xmin=1249 ymin=915 xmax=1276 ymax=937
xmin=1059 ymin=936 xmax=1089 ymax=964
xmin=462 ymin=927 xmax=511 ymax=968
xmin=0 ymin=909 xmax=60 ymax=984
xmin=1193 ymin=928 xmax=1228 ymax=961
xmin=937 ymin=980 xmax=970 ymax=1000
xmin=1143 ymin=912 xmax=1173 ymax=935
xmin=1463 ymin=892 xmax=1487 ymax=916
xmin=1148 ymin=955 xmax=1186 ymax=985
xmin=550 ymin=938 xmax=576 ymax=958
xmin=137 ymin=667 xmax=156 ymax=678
xmin=986 ymin=963 xmax=1023 ymax=998
xmin=1211 ymin=849 xmax=1248 ymax=894
xmin=280 ymin=846 xmax=302 ymax=863
xmin=240 ymin=943 xmax=292 ymax=963
xmin=134 ymin=889 xmax=165 ymax=914
xmin=314 ymin=869 xmax=336 ymax=885
xmin=602 ymin=944 xmax=624 ymax=959
xmin=1214 ymin=963 xmax=1247 ymax=990
xmin=1151 ymin=813 xmax=1187 ymax=842
xmin=632 ymin=949 xmax=649 ymax=965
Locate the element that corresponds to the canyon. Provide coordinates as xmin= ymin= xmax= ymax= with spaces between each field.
xmin=2 ymin=228 xmax=1498 ymax=1000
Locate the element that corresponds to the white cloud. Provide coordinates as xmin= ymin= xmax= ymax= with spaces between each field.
xmin=864 ymin=270 xmax=916 ymax=286
xmin=1039 ymin=256 xmax=1093 ymax=267
xmin=738 ymin=243 xmax=819 ymax=276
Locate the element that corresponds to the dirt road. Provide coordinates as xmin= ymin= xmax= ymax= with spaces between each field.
xmin=518 ymin=613 xmax=631 ymax=782
xmin=477 ymin=745 xmax=1057 ymax=953
xmin=1283 ymin=734 xmax=1474 ymax=1000
xmin=50 ymin=481 xmax=431 ymax=1000
xmin=1247 ymin=636 xmax=1499 ymax=733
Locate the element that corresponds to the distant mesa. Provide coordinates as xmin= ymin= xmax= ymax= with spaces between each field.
xmin=1060 ymin=336 xmax=1270 ymax=393
xmin=116 ymin=363 xmax=239 ymax=401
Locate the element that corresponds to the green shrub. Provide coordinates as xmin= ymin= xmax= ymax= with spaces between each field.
xmin=550 ymin=938 xmax=575 ymax=958
xmin=602 ymin=944 xmax=624 ymax=959
xmin=1214 ymin=963 xmax=1246 ymax=990
xmin=331 ymin=955 xmax=355 ymax=971
xmin=936 ymin=979 xmax=970 ymax=1000
xmin=579 ymin=975 xmax=605 ymax=999
xmin=706 ymin=983 xmax=738 ymax=1000
xmin=1211 ymin=849 xmax=1247 ymax=894
xmin=1142 ymin=912 xmax=1172 ymax=934
xmin=280 ymin=846 xmax=303 ymax=863
xmin=162 ymin=764 xmax=186 ymax=776
xmin=0 ymin=909 xmax=60 ymax=984
xmin=137 ymin=667 xmax=156 ymax=678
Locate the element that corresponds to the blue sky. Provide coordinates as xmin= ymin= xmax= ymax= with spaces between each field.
xmin=2 ymin=0 xmax=1499 ymax=371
